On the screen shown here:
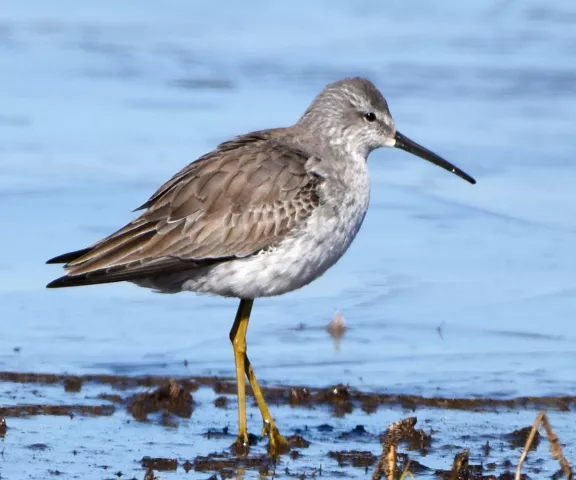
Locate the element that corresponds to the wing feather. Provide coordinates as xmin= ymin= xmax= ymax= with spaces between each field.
xmin=47 ymin=131 xmax=322 ymax=287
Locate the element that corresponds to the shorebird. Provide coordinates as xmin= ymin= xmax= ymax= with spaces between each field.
xmin=47 ymin=78 xmax=475 ymax=455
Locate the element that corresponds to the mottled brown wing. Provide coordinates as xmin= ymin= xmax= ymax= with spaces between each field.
xmin=47 ymin=132 xmax=321 ymax=287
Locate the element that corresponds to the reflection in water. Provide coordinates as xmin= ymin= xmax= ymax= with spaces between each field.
xmin=326 ymin=311 xmax=347 ymax=352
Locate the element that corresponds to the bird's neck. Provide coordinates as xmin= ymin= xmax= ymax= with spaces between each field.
xmin=293 ymin=120 xmax=371 ymax=161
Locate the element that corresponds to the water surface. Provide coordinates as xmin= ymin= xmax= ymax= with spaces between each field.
xmin=1 ymin=1 xmax=575 ymax=477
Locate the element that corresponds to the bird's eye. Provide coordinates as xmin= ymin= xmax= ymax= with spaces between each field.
xmin=364 ymin=112 xmax=376 ymax=122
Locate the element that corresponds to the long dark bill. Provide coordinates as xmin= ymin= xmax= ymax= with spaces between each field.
xmin=394 ymin=131 xmax=476 ymax=184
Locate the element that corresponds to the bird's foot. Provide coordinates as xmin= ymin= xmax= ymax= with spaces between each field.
xmin=231 ymin=432 xmax=250 ymax=456
xmin=261 ymin=421 xmax=290 ymax=456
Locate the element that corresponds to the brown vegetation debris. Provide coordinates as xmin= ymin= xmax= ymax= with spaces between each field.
xmin=193 ymin=453 xmax=274 ymax=473
xmin=128 ymin=380 xmax=194 ymax=422
xmin=140 ymin=457 xmax=178 ymax=471
xmin=63 ymin=376 xmax=83 ymax=392
xmin=0 ymin=404 xmax=114 ymax=418
xmin=507 ymin=426 xmax=541 ymax=450
xmin=287 ymin=434 xmax=311 ymax=449
xmin=328 ymin=450 xmax=377 ymax=468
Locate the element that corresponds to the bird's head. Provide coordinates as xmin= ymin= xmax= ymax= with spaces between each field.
xmin=299 ymin=77 xmax=475 ymax=184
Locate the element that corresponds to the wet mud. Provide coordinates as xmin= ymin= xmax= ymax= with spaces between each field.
xmin=128 ymin=380 xmax=194 ymax=422
xmin=1 ymin=371 xmax=573 ymax=414
xmin=0 ymin=371 xmax=573 ymax=479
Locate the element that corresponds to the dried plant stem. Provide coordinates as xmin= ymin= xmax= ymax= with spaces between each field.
xmin=449 ymin=449 xmax=469 ymax=480
xmin=372 ymin=435 xmax=396 ymax=480
xmin=541 ymin=413 xmax=573 ymax=480
xmin=372 ymin=417 xmax=418 ymax=480
xmin=515 ymin=412 xmax=573 ymax=480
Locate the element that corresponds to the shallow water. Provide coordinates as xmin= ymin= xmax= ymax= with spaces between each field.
xmin=1 ymin=0 xmax=576 ymax=477
xmin=1 ymin=374 xmax=574 ymax=480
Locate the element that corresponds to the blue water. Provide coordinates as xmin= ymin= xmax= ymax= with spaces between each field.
xmin=2 ymin=0 xmax=576 ymax=400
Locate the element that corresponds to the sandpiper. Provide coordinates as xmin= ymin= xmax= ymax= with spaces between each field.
xmin=47 ymin=77 xmax=475 ymax=455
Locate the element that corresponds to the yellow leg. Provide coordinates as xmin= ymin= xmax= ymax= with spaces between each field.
xmin=229 ymin=299 xmax=251 ymax=454
xmin=244 ymin=355 xmax=289 ymax=455
xmin=229 ymin=299 xmax=289 ymax=456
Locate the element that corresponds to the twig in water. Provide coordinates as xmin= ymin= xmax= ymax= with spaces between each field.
xmin=515 ymin=412 xmax=573 ymax=480
xmin=449 ymin=449 xmax=469 ymax=480
xmin=372 ymin=417 xmax=418 ymax=480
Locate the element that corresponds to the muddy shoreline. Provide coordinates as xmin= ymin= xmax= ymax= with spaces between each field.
xmin=0 ymin=370 xmax=573 ymax=479
xmin=2 ymin=370 xmax=574 ymax=417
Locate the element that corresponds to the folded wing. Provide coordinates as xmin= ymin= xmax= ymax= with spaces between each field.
xmin=47 ymin=132 xmax=322 ymax=288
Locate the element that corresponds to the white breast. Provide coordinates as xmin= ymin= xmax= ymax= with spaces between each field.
xmin=173 ymin=153 xmax=371 ymax=298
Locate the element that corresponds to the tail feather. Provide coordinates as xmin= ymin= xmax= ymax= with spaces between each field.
xmin=46 ymin=248 xmax=94 ymax=265
xmin=46 ymin=272 xmax=121 ymax=288
xmin=45 ymin=256 xmax=206 ymax=289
